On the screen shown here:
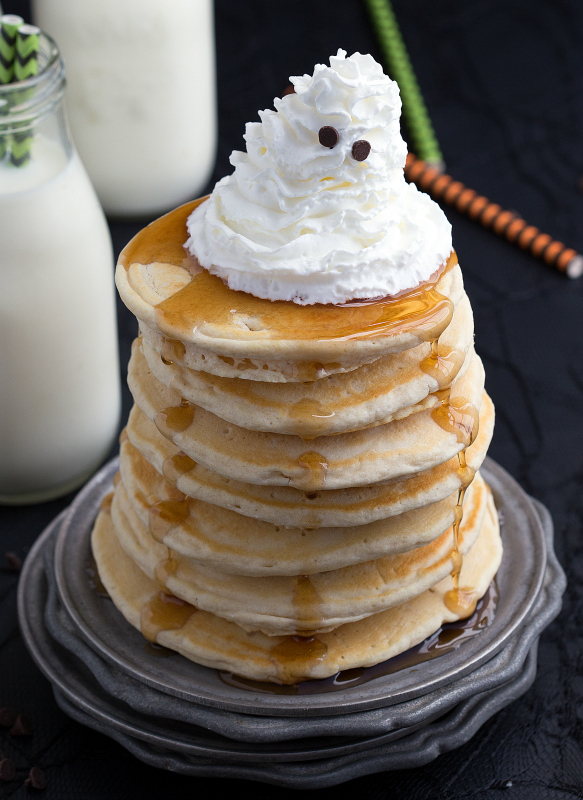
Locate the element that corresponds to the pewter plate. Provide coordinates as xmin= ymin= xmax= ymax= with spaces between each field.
xmin=17 ymin=516 xmax=543 ymax=770
xmin=51 ymin=456 xmax=547 ymax=716
xmin=39 ymin=512 xmax=562 ymax=749
xmin=51 ymin=649 xmax=539 ymax=789
xmin=17 ymin=497 xmax=564 ymax=782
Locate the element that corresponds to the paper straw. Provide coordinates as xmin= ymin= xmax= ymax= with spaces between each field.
xmin=0 ymin=14 xmax=23 ymax=161
xmin=405 ymin=154 xmax=583 ymax=279
xmin=13 ymin=23 xmax=39 ymax=81
xmin=363 ymin=1 xmax=580 ymax=278
xmin=10 ymin=24 xmax=39 ymax=167
xmin=0 ymin=14 xmax=22 ymax=84
xmin=364 ymin=0 xmax=443 ymax=167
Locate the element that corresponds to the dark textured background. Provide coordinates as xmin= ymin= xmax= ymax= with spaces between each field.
xmin=2 ymin=0 xmax=583 ymax=796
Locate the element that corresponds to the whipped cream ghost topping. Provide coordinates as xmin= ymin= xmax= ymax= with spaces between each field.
xmin=185 ymin=50 xmax=452 ymax=305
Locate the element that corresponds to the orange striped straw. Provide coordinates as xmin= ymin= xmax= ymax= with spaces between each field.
xmin=405 ymin=153 xmax=583 ymax=279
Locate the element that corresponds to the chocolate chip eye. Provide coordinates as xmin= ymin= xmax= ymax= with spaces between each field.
xmin=351 ymin=140 xmax=371 ymax=161
xmin=282 ymin=84 xmax=295 ymax=97
xmin=318 ymin=126 xmax=339 ymax=148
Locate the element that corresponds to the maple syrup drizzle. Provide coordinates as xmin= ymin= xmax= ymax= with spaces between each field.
xmin=294 ymin=574 xmax=322 ymax=622
xmin=266 ymin=573 xmax=328 ymax=683
xmin=162 ymin=452 xmax=197 ymax=487
xmin=298 ymin=452 xmax=328 ymax=487
xmin=119 ymin=201 xmax=457 ymax=346
xmin=155 ymin=268 xmax=455 ymax=343
xmin=443 ymin=449 xmax=478 ymax=617
xmin=86 ymin=556 xmax=111 ymax=599
xmin=143 ymin=493 xmax=196 ymax=643
xmin=140 ymin=590 xmax=196 ymax=643
xmin=119 ymin=198 xmax=209 ymax=270
xmin=220 ymin=582 xmax=498 ymax=693
xmin=149 ymin=498 xmax=190 ymax=544
xmin=155 ymin=398 xmax=194 ymax=435
xmin=427 ymin=376 xmax=480 ymax=617
xmin=432 ymin=396 xmax=480 ymax=448
xmin=420 ymin=338 xmax=465 ymax=389
xmin=269 ymin=636 xmax=328 ymax=684
xmin=154 ymin=548 xmax=180 ymax=589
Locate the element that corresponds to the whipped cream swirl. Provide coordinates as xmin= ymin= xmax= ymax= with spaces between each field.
xmin=186 ymin=50 xmax=452 ymax=305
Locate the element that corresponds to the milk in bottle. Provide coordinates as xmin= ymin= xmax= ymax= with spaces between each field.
xmin=33 ymin=0 xmax=217 ymax=217
xmin=0 ymin=32 xmax=121 ymax=503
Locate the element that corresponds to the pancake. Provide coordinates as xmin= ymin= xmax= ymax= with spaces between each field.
xmin=124 ymin=393 xmax=494 ymax=528
xmin=133 ymin=336 xmax=449 ymax=440
xmin=115 ymin=201 xmax=465 ymax=366
xmin=139 ymin=322 xmax=381 ymax=384
xmin=137 ymin=292 xmax=474 ymax=436
xmin=140 ymin=292 xmax=474 ymax=396
xmin=92 ymin=489 xmax=501 ymax=682
xmin=118 ymin=441 xmax=484 ymax=575
xmin=129 ymin=340 xmax=484 ymax=489
xmin=110 ymin=472 xmax=488 ymax=634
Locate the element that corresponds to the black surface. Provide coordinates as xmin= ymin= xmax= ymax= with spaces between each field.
xmin=1 ymin=0 xmax=582 ymax=797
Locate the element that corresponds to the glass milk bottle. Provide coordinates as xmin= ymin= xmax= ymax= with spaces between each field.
xmin=32 ymin=0 xmax=217 ymax=218
xmin=0 ymin=32 xmax=121 ymax=504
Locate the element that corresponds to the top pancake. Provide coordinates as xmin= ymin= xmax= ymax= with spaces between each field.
xmin=116 ymin=199 xmax=465 ymax=367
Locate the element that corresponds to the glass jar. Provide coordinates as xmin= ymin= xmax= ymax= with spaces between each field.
xmin=33 ymin=0 xmax=217 ymax=218
xmin=0 ymin=32 xmax=121 ymax=504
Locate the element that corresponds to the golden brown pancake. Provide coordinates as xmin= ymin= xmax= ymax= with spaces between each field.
xmin=92 ymin=488 xmax=501 ymax=682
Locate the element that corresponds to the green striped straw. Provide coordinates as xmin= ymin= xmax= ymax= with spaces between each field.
xmin=13 ymin=23 xmax=40 ymax=81
xmin=10 ymin=23 xmax=40 ymax=167
xmin=0 ymin=14 xmax=22 ymax=84
xmin=363 ymin=0 xmax=444 ymax=167
xmin=0 ymin=14 xmax=23 ymax=160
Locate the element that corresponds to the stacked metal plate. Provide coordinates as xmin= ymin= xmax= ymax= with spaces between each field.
xmin=18 ymin=457 xmax=565 ymax=789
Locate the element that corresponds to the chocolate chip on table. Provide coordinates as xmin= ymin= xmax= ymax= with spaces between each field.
xmin=0 ymin=758 xmax=15 ymax=782
xmin=25 ymin=767 xmax=47 ymax=790
xmin=0 ymin=708 xmax=16 ymax=728
xmin=351 ymin=139 xmax=371 ymax=161
xmin=282 ymin=84 xmax=295 ymax=97
xmin=10 ymin=714 xmax=33 ymax=736
xmin=4 ymin=552 xmax=21 ymax=573
xmin=318 ymin=126 xmax=339 ymax=148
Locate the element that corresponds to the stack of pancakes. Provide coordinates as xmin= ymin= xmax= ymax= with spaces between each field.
xmin=92 ymin=200 xmax=502 ymax=685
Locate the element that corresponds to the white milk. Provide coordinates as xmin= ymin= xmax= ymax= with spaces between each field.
xmin=33 ymin=0 xmax=217 ymax=217
xmin=0 ymin=137 xmax=121 ymax=502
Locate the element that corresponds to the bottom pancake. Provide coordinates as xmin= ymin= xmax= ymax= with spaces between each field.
xmin=92 ymin=491 xmax=502 ymax=683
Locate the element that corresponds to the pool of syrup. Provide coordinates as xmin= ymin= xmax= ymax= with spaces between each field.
xmin=86 ymin=555 xmax=111 ymax=600
xmin=219 ymin=581 xmax=498 ymax=695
